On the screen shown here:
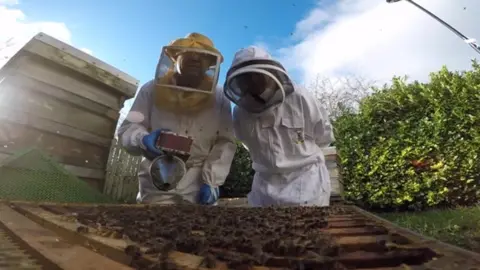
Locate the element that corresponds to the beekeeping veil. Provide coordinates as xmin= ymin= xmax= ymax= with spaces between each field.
xmin=224 ymin=46 xmax=294 ymax=114
xmin=154 ymin=33 xmax=223 ymax=113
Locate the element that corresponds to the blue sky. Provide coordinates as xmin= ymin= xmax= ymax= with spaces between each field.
xmin=15 ymin=0 xmax=318 ymax=86
xmin=2 ymin=0 xmax=478 ymax=99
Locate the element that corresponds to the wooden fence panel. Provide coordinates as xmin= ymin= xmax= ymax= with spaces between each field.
xmin=103 ymin=138 xmax=141 ymax=203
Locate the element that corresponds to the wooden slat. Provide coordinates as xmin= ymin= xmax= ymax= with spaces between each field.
xmin=13 ymin=204 xmax=233 ymax=270
xmin=337 ymin=250 xmax=433 ymax=269
xmin=328 ymin=216 xmax=366 ymax=222
xmin=335 ymin=235 xmax=389 ymax=246
xmin=26 ymin=33 xmax=138 ymax=97
xmin=103 ymin=139 xmax=118 ymax=196
xmin=351 ymin=205 xmax=480 ymax=261
xmin=111 ymin=142 xmax=125 ymax=196
xmin=106 ymin=140 xmax=123 ymax=199
xmin=12 ymin=54 xmax=121 ymax=110
xmin=0 ymin=204 xmax=134 ymax=270
xmin=2 ymin=74 xmax=119 ymax=121
xmin=104 ymin=138 xmax=141 ymax=201
xmin=323 ymin=227 xmax=387 ymax=236
xmin=0 ymin=84 xmax=115 ymax=138
xmin=0 ymin=108 xmax=111 ymax=147
xmin=119 ymin=176 xmax=138 ymax=202
xmin=322 ymin=147 xmax=336 ymax=156
xmin=0 ymin=122 xmax=108 ymax=169
xmin=328 ymin=220 xmax=369 ymax=228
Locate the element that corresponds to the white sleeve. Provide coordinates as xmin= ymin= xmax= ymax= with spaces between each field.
xmin=202 ymin=92 xmax=237 ymax=187
xmin=314 ymin=105 xmax=335 ymax=148
xmin=301 ymin=88 xmax=335 ymax=148
xmin=117 ymin=81 xmax=153 ymax=156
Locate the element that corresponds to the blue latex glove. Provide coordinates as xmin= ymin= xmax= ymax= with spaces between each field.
xmin=199 ymin=184 xmax=220 ymax=205
xmin=141 ymin=129 xmax=168 ymax=160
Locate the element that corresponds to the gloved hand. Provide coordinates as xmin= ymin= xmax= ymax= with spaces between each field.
xmin=198 ymin=184 xmax=220 ymax=205
xmin=141 ymin=129 xmax=169 ymax=160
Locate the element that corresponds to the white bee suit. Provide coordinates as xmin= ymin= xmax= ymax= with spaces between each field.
xmin=118 ymin=80 xmax=237 ymax=204
xmin=233 ymin=89 xmax=334 ymax=207
xmin=226 ymin=47 xmax=335 ymax=207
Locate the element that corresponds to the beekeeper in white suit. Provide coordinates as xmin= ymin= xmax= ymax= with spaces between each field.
xmin=224 ymin=46 xmax=334 ymax=207
xmin=118 ymin=33 xmax=236 ymax=205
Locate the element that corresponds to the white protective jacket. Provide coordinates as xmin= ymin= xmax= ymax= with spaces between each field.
xmin=118 ymin=80 xmax=237 ymax=204
xmin=233 ymin=87 xmax=335 ymax=207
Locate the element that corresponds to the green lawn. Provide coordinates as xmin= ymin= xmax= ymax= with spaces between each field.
xmin=381 ymin=206 xmax=480 ymax=253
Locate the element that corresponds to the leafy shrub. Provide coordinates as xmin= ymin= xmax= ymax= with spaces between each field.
xmin=221 ymin=141 xmax=254 ymax=198
xmin=335 ymin=61 xmax=480 ymax=210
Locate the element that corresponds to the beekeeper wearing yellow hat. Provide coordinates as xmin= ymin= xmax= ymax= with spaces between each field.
xmin=118 ymin=33 xmax=236 ymax=205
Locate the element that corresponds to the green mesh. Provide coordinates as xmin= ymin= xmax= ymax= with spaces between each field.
xmin=0 ymin=148 xmax=116 ymax=203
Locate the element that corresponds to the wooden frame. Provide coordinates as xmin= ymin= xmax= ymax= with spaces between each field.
xmin=23 ymin=33 xmax=138 ymax=97
xmin=0 ymin=201 xmax=478 ymax=269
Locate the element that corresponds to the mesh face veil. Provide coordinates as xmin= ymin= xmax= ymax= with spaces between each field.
xmin=153 ymin=33 xmax=223 ymax=114
xmin=224 ymin=47 xmax=294 ymax=114
xmin=155 ymin=46 xmax=221 ymax=94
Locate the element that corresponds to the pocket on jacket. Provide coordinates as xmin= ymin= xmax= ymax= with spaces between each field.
xmin=280 ymin=111 xmax=306 ymax=156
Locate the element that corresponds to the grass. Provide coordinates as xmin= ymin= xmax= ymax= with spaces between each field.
xmin=381 ymin=206 xmax=480 ymax=253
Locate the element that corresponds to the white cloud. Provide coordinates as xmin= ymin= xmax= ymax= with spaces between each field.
xmin=0 ymin=0 xmax=19 ymax=5
xmin=0 ymin=1 xmax=91 ymax=68
xmin=279 ymin=0 xmax=480 ymax=85
xmin=293 ymin=8 xmax=330 ymax=40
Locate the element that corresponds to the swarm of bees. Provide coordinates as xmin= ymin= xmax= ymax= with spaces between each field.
xmin=65 ymin=204 xmax=344 ymax=269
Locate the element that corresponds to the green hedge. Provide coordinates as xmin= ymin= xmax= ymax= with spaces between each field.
xmin=335 ymin=61 xmax=480 ymax=210
xmin=221 ymin=141 xmax=254 ymax=198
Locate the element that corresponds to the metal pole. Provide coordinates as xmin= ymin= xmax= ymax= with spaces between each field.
xmin=387 ymin=0 xmax=480 ymax=55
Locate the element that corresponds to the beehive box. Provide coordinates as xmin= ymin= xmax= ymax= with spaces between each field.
xmin=323 ymin=147 xmax=342 ymax=196
xmin=0 ymin=32 xmax=139 ymax=191
xmin=1 ymin=201 xmax=479 ymax=270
